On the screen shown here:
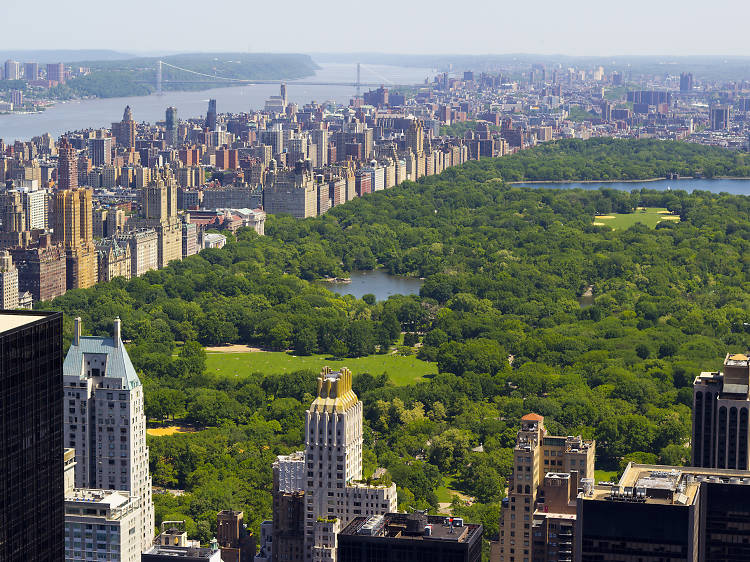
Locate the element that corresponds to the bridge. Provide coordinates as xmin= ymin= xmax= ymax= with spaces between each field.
xmin=152 ymin=60 xmax=397 ymax=95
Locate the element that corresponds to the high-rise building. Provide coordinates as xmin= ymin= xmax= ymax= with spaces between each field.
xmin=89 ymin=135 xmax=113 ymax=167
xmin=63 ymin=317 xmax=155 ymax=553
xmin=0 ymin=311 xmax=64 ymax=561
xmin=680 ymin=72 xmax=694 ymax=93
xmin=165 ymin=106 xmax=178 ymax=145
xmin=0 ymin=250 xmax=19 ymax=309
xmin=4 ymin=59 xmax=21 ymax=80
xmin=692 ymin=353 xmax=750 ymax=469
xmin=58 ymin=136 xmax=79 ymax=190
xmin=260 ymin=367 xmax=398 ymax=562
xmin=53 ymin=187 xmax=97 ymax=290
xmin=338 ymin=513 xmax=482 ymax=562
xmin=405 ymin=120 xmax=425 ymax=156
xmin=217 ymin=510 xmax=256 ymax=562
xmin=498 ymin=414 xmax=595 ymax=562
xmin=24 ymin=61 xmax=39 ymax=80
xmin=47 ymin=62 xmax=65 ymax=83
xmin=11 ymin=241 xmax=67 ymax=302
xmin=710 ymin=105 xmax=731 ymax=131
xmin=112 ymin=106 xmax=136 ymax=149
xmin=576 ymin=463 xmax=750 ymax=561
xmin=206 ymin=99 xmax=217 ymax=130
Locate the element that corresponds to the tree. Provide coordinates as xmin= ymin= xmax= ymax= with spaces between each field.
xmin=345 ymin=320 xmax=375 ymax=357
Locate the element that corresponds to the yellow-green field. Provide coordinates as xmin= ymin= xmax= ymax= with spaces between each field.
xmin=594 ymin=207 xmax=680 ymax=229
xmin=205 ymin=351 xmax=437 ymax=386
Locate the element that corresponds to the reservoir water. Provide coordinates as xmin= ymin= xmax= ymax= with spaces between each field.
xmin=514 ymin=178 xmax=750 ymax=196
xmin=322 ymin=270 xmax=423 ymax=301
xmin=0 ymin=63 xmax=434 ymax=141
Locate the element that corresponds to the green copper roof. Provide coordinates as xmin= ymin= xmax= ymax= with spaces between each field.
xmin=63 ymin=336 xmax=141 ymax=390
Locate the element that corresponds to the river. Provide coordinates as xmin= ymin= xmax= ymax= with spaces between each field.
xmin=514 ymin=178 xmax=750 ymax=196
xmin=322 ymin=270 xmax=423 ymax=301
xmin=0 ymin=63 xmax=434 ymax=141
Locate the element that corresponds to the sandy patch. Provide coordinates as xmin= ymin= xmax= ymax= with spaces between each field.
xmin=147 ymin=426 xmax=197 ymax=437
xmin=204 ymin=344 xmax=264 ymax=353
xmin=656 ymin=210 xmax=673 ymax=214
xmin=660 ymin=215 xmax=680 ymax=220
xmin=593 ymin=222 xmax=607 ymax=226
xmin=594 ymin=215 xmax=615 ymax=219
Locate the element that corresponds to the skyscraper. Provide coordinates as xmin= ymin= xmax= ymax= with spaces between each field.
xmin=112 ymin=106 xmax=136 ymax=149
xmin=680 ymin=72 xmax=694 ymax=93
xmin=0 ymin=250 xmax=19 ymax=309
xmin=88 ymin=134 xmax=113 ymax=167
xmin=24 ymin=61 xmax=39 ymax=81
xmin=63 ymin=317 xmax=155 ymax=553
xmin=693 ymin=353 xmax=750 ymax=469
xmin=260 ymin=367 xmax=397 ymax=562
xmin=53 ymin=188 xmax=97 ymax=290
xmin=165 ymin=106 xmax=178 ymax=146
xmin=58 ymin=136 xmax=78 ymax=190
xmin=710 ymin=105 xmax=731 ymax=131
xmin=0 ymin=311 xmax=64 ymax=561
xmin=206 ymin=99 xmax=217 ymax=130
xmin=4 ymin=59 xmax=21 ymax=80
xmin=47 ymin=62 xmax=65 ymax=84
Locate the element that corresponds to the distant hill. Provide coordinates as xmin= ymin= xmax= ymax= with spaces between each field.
xmin=0 ymin=50 xmax=134 ymax=64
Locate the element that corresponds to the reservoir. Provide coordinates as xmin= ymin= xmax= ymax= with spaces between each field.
xmin=322 ymin=270 xmax=423 ymax=301
xmin=0 ymin=63 xmax=433 ymax=141
xmin=514 ymin=178 xmax=750 ymax=196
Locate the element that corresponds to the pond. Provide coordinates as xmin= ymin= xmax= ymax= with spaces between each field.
xmin=322 ymin=270 xmax=423 ymax=301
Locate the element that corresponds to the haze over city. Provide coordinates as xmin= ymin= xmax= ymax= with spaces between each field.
xmin=1 ymin=0 xmax=749 ymax=55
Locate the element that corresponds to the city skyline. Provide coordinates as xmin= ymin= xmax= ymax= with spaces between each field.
xmin=1 ymin=0 xmax=750 ymax=56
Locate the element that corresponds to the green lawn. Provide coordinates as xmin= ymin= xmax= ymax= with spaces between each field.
xmin=435 ymin=476 xmax=462 ymax=503
xmin=595 ymin=469 xmax=619 ymax=483
xmin=593 ymin=207 xmax=680 ymax=230
xmin=204 ymin=351 xmax=437 ymax=386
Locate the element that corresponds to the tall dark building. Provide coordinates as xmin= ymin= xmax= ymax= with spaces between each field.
xmin=692 ymin=353 xmax=749 ymax=469
xmin=0 ymin=311 xmax=64 ymax=561
xmin=57 ymin=136 xmax=78 ymax=190
xmin=165 ymin=106 xmax=178 ymax=145
xmin=576 ymin=463 xmax=750 ymax=562
xmin=206 ymin=99 xmax=217 ymax=130
xmin=339 ymin=513 xmax=482 ymax=562
xmin=47 ymin=62 xmax=65 ymax=84
xmin=710 ymin=105 xmax=731 ymax=131
xmin=680 ymin=72 xmax=694 ymax=93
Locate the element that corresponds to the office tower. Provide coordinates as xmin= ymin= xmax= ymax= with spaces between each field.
xmin=165 ymin=106 xmax=178 ymax=145
xmin=0 ymin=311 xmax=64 ymax=561
xmin=63 ymin=317 xmax=155 ymax=553
xmin=0 ymin=250 xmax=19 ymax=309
xmin=339 ymin=513 xmax=482 ymax=562
xmin=680 ymin=72 xmax=694 ymax=93
xmin=4 ymin=59 xmax=21 ymax=80
xmin=58 ymin=136 xmax=79 ymax=190
xmin=47 ymin=62 xmax=65 ymax=83
xmin=24 ymin=61 xmax=39 ymax=80
xmin=576 ymin=463 xmax=750 ymax=561
xmin=88 ymin=135 xmax=113 ymax=167
xmin=112 ymin=106 xmax=136 ymax=149
xmin=10 ymin=89 xmax=23 ymax=106
xmin=498 ymin=414 xmax=595 ymax=562
xmin=710 ymin=105 xmax=731 ymax=130
xmin=206 ymin=99 xmax=217 ymax=130
xmin=217 ymin=510 xmax=256 ymax=562
xmin=261 ymin=367 xmax=397 ymax=562
xmin=601 ymin=101 xmax=612 ymax=121
xmin=692 ymin=353 xmax=750 ymax=469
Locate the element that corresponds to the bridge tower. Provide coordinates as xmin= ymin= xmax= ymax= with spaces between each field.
xmin=156 ymin=60 xmax=163 ymax=96
xmin=356 ymin=63 xmax=361 ymax=98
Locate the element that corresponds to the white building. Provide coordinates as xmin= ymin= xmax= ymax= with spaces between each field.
xmin=63 ymin=317 xmax=154 ymax=553
xmin=0 ymin=250 xmax=18 ymax=309
xmin=258 ymin=367 xmax=397 ymax=562
xmin=202 ymin=232 xmax=227 ymax=249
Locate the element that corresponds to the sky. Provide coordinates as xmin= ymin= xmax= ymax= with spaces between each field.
xmin=1 ymin=0 xmax=749 ymax=57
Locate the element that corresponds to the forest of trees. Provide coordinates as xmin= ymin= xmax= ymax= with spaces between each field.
xmin=40 ymin=139 xmax=750 ymax=550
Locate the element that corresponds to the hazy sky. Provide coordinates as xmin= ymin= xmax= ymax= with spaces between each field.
xmin=1 ymin=0 xmax=748 ymax=56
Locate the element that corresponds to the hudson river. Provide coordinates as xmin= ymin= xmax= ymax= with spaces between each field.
xmin=0 ymin=63 xmax=433 ymax=141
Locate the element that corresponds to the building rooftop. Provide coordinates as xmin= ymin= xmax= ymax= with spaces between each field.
xmin=340 ymin=513 xmax=482 ymax=544
xmin=0 ymin=311 xmax=58 ymax=334
xmin=309 ymin=367 xmax=358 ymax=413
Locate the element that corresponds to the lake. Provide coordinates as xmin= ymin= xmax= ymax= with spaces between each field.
xmin=322 ymin=270 xmax=423 ymax=301
xmin=0 ymin=63 xmax=434 ymax=141
xmin=514 ymin=178 xmax=750 ymax=196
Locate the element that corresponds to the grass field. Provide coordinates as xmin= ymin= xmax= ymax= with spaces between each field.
xmin=204 ymin=350 xmax=437 ymax=386
xmin=595 ymin=469 xmax=619 ymax=483
xmin=594 ymin=207 xmax=680 ymax=229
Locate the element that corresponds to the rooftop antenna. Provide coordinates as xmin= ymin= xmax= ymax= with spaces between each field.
xmin=156 ymin=60 xmax=163 ymax=96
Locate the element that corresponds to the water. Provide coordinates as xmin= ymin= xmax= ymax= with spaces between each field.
xmin=514 ymin=178 xmax=750 ymax=196
xmin=322 ymin=270 xmax=423 ymax=301
xmin=0 ymin=63 xmax=434 ymax=141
